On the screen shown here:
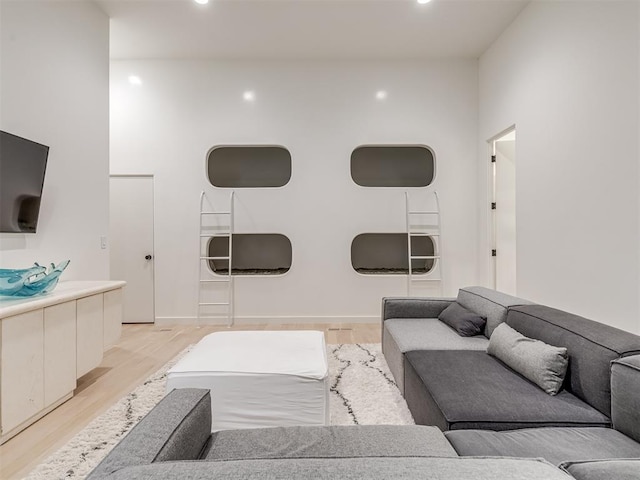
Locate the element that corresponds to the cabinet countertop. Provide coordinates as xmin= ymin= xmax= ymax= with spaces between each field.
xmin=0 ymin=281 xmax=126 ymax=320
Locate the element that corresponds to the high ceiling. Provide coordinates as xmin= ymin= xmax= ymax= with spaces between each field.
xmin=96 ymin=0 xmax=529 ymax=60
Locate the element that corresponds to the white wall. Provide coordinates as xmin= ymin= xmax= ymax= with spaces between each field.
xmin=479 ymin=1 xmax=640 ymax=333
xmin=0 ymin=1 xmax=110 ymax=280
xmin=110 ymin=60 xmax=479 ymax=323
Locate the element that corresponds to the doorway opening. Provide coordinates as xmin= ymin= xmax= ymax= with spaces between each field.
xmin=490 ymin=127 xmax=516 ymax=295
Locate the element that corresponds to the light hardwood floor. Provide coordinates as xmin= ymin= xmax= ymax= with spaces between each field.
xmin=0 ymin=322 xmax=381 ymax=479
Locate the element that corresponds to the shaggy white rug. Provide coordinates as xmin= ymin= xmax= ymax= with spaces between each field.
xmin=26 ymin=343 xmax=413 ymax=479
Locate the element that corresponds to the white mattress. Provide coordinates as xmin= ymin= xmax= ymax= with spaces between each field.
xmin=166 ymin=330 xmax=329 ymax=431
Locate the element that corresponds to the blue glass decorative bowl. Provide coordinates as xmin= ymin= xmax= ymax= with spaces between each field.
xmin=0 ymin=260 xmax=70 ymax=298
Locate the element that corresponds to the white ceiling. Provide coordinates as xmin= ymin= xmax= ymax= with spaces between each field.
xmin=97 ymin=0 xmax=529 ymax=60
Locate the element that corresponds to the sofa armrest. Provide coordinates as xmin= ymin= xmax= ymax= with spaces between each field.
xmin=561 ymin=459 xmax=640 ymax=480
xmin=611 ymin=354 xmax=640 ymax=443
xmin=87 ymin=388 xmax=212 ymax=480
xmin=381 ymin=297 xmax=455 ymax=322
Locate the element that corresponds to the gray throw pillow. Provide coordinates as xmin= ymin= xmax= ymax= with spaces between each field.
xmin=438 ymin=302 xmax=487 ymax=337
xmin=487 ymin=323 xmax=568 ymax=395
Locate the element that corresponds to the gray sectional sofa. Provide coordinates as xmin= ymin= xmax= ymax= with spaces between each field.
xmin=382 ymin=286 xmax=640 ymax=479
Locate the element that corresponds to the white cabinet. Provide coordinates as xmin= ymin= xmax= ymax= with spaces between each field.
xmin=0 ymin=281 xmax=124 ymax=443
xmin=104 ymin=288 xmax=123 ymax=349
xmin=0 ymin=310 xmax=45 ymax=434
xmin=44 ymin=301 xmax=77 ymax=406
xmin=76 ymin=294 xmax=104 ymax=378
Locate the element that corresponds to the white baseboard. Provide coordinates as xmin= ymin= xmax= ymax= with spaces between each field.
xmin=154 ymin=315 xmax=378 ymax=326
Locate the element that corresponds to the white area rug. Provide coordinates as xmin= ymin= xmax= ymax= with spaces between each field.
xmin=26 ymin=343 xmax=413 ymax=479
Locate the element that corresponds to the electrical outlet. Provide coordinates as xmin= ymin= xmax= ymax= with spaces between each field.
xmin=100 ymin=236 xmax=107 ymax=249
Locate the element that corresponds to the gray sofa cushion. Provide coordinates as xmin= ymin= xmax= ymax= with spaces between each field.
xmin=611 ymin=355 xmax=640 ymax=443
xmin=445 ymin=427 xmax=640 ymax=466
xmin=404 ymin=350 xmax=610 ymax=431
xmin=507 ymin=305 xmax=640 ymax=417
xmin=438 ymin=302 xmax=486 ymax=337
xmin=457 ymin=286 xmax=534 ymax=338
xmin=102 ymin=457 xmax=574 ymax=480
xmin=205 ymin=425 xmax=457 ymax=460
xmin=488 ymin=323 xmax=568 ymax=395
xmin=385 ymin=318 xmax=491 ymax=353
xmin=87 ymin=389 xmax=212 ymax=480
xmin=383 ymin=318 xmax=489 ymax=394
xmin=561 ymin=459 xmax=640 ymax=480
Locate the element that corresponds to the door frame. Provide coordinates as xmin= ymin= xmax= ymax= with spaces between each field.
xmin=109 ymin=174 xmax=156 ymax=323
xmin=487 ymin=125 xmax=516 ymax=292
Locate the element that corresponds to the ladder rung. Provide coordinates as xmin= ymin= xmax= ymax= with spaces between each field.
xmin=199 ymin=302 xmax=230 ymax=306
xmin=410 ymin=277 xmax=442 ymax=282
xmin=408 ymin=211 xmax=438 ymax=215
xmin=200 ymin=256 xmax=230 ymax=260
xmin=410 ymin=255 xmax=440 ymax=260
xmin=200 ymin=233 xmax=231 ymax=237
xmin=201 ymin=212 xmax=231 ymax=215
xmin=409 ymin=233 xmax=440 ymax=236
xmin=200 ymin=278 xmax=230 ymax=283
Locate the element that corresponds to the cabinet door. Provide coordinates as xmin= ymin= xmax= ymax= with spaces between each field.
xmin=76 ymin=294 xmax=104 ymax=378
xmin=103 ymin=289 xmax=122 ymax=349
xmin=1 ymin=310 xmax=44 ymax=434
xmin=44 ymin=301 xmax=77 ymax=405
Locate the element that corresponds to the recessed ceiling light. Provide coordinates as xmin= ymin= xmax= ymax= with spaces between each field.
xmin=128 ymin=75 xmax=142 ymax=86
xmin=243 ymin=91 xmax=255 ymax=102
xmin=376 ymin=90 xmax=388 ymax=100
xmin=417 ymin=0 xmax=432 ymax=4
xmin=194 ymin=0 xmax=209 ymax=4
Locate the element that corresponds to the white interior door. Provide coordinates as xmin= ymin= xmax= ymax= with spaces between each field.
xmin=109 ymin=176 xmax=155 ymax=323
xmin=492 ymin=130 xmax=517 ymax=295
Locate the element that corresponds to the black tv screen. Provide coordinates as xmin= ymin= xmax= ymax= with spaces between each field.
xmin=0 ymin=131 xmax=49 ymax=233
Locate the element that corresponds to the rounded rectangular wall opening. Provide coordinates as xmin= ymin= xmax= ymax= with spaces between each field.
xmin=207 ymin=146 xmax=291 ymax=188
xmin=351 ymin=233 xmax=435 ymax=274
xmin=208 ymin=234 xmax=292 ymax=275
xmin=351 ymin=145 xmax=435 ymax=187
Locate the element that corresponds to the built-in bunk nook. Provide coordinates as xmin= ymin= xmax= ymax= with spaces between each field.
xmin=197 ymin=146 xmax=292 ymax=326
xmin=350 ymin=145 xmax=443 ymax=295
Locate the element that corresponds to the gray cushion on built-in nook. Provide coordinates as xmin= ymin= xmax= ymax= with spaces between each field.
xmin=456 ymin=286 xmax=534 ymax=338
xmin=438 ymin=302 xmax=486 ymax=336
xmin=487 ymin=323 xmax=568 ymax=395
xmin=102 ymin=457 xmax=573 ymax=480
xmin=86 ymin=389 xmax=212 ymax=480
xmin=445 ymin=427 xmax=640 ymax=466
xmin=404 ymin=350 xmax=610 ymax=431
xmin=611 ymin=355 xmax=640 ymax=443
xmin=205 ymin=425 xmax=457 ymax=461
xmin=561 ymin=459 xmax=640 ymax=480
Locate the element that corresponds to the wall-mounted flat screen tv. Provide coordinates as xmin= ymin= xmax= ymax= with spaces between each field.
xmin=0 ymin=131 xmax=49 ymax=233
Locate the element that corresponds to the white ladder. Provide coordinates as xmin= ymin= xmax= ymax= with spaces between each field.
xmin=198 ymin=191 xmax=234 ymax=326
xmin=405 ymin=191 xmax=443 ymax=296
